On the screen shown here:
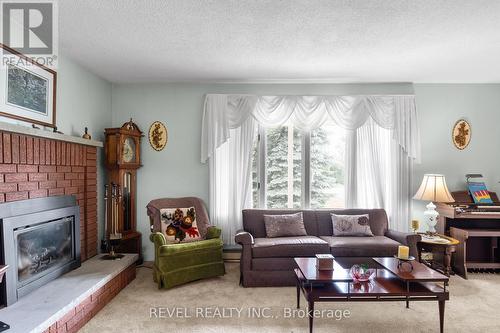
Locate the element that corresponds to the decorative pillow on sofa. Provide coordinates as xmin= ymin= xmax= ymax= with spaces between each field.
xmin=264 ymin=212 xmax=307 ymax=238
xmin=160 ymin=207 xmax=202 ymax=243
xmin=331 ymin=213 xmax=374 ymax=237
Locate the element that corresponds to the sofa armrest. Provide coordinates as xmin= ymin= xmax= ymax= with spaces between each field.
xmin=206 ymin=226 xmax=222 ymax=239
xmin=235 ymin=229 xmax=254 ymax=245
xmin=385 ymin=229 xmax=421 ymax=257
xmin=235 ymin=229 xmax=254 ymax=285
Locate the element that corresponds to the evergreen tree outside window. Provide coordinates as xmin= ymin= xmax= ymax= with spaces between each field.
xmin=252 ymin=123 xmax=345 ymax=209
xmin=265 ymin=126 xmax=302 ymax=208
xmin=310 ymin=123 xmax=345 ymax=208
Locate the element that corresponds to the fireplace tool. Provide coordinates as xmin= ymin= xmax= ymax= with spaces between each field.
xmin=0 ymin=265 xmax=9 ymax=332
xmin=102 ymin=183 xmax=124 ymax=260
xmin=100 ymin=184 xmax=109 ymax=252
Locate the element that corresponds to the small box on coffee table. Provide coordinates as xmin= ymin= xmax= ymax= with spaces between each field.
xmin=316 ymin=254 xmax=334 ymax=270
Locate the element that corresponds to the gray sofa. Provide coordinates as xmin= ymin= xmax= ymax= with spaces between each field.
xmin=235 ymin=209 xmax=421 ymax=287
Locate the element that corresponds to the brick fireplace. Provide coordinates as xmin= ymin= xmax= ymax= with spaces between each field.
xmin=0 ymin=128 xmax=99 ymax=261
xmin=0 ymin=125 xmax=136 ymax=332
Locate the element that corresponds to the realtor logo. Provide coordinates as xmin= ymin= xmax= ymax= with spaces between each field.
xmin=1 ymin=0 xmax=58 ymax=67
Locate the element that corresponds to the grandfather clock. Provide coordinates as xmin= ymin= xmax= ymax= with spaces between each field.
xmin=104 ymin=119 xmax=142 ymax=262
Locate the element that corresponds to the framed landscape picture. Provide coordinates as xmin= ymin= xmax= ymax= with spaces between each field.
xmin=0 ymin=44 xmax=57 ymax=127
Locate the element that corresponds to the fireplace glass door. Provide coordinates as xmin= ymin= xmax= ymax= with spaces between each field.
xmin=15 ymin=217 xmax=75 ymax=288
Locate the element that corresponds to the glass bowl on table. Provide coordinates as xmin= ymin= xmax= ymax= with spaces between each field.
xmin=349 ymin=264 xmax=376 ymax=282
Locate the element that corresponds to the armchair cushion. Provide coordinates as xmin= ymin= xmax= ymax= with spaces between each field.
xmin=160 ymin=207 xmax=202 ymax=243
xmin=147 ymin=197 xmax=210 ymax=238
xmin=158 ymin=238 xmax=223 ymax=257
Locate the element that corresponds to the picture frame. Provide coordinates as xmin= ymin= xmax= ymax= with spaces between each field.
xmin=0 ymin=43 xmax=57 ymax=128
xmin=452 ymin=118 xmax=471 ymax=150
xmin=148 ymin=121 xmax=168 ymax=151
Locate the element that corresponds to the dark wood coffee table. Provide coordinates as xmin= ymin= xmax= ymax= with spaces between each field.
xmin=294 ymin=257 xmax=449 ymax=333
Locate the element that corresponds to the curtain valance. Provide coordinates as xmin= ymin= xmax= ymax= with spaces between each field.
xmin=201 ymin=94 xmax=420 ymax=163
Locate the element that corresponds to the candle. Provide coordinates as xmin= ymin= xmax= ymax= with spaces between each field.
xmin=411 ymin=220 xmax=420 ymax=233
xmin=398 ymin=245 xmax=409 ymax=260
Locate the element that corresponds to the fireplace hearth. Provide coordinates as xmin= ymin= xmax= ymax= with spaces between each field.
xmin=0 ymin=196 xmax=81 ymax=306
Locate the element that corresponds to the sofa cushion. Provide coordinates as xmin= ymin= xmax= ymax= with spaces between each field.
xmin=320 ymin=236 xmax=401 ymax=257
xmin=264 ymin=212 xmax=307 ymax=237
xmin=316 ymin=209 xmax=389 ymax=236
xmin=331 ymin=213 xmax=374 ymax=236
xmin=242 ymin=210 xmax=318 ymax=238
xmin=252 ymin=236 xmax=329 ymax=258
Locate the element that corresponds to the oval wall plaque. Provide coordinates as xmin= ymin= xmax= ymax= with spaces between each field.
xmin=148 ymin=121 xmax=168 ymax=151
xmin=452 ymin=119 xmax=471 ymax=150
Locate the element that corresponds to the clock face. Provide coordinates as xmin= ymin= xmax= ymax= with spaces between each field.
xmin=122 ymin=137 xmax=136 ymax=163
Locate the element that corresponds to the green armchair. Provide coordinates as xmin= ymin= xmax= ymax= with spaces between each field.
xmin=147 ymin=197 xmax=225 ymax=289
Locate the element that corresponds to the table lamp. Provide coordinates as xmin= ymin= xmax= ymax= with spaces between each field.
xmin=413 ymin=174 xmax=454 ymax=234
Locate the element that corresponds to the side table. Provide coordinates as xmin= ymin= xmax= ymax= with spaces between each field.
xmin=417 ymin=233 xmax=459 ymax=277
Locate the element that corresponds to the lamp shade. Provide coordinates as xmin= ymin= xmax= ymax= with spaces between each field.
xmin=413 ymin=174 xmax=455 ymax=203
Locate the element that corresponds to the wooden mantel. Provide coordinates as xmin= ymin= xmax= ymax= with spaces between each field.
xmin=0 ymin=121 xmax=102 ymax=261
xmin=0 ymin=122 xmax=103 ymax=147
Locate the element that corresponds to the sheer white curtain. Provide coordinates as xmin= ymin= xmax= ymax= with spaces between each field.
xmin=208 ymin=117 xmax=256 ymax=245
xmin=388 ymin=142 xmax=413 ymax=231
xmin=203 ymin=94 xmax=420 ymax=243
xmin=345 ymin=119 xmax=414 ymax=232
xmin=202 ymin=95 xmax=420 ymax=163
xmin=352 ymin=119 xmax=391 ymax=209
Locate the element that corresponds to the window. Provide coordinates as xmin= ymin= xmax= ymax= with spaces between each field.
xmin=310 ymin=123 xmax=345 ymax=208
xmin=252 ymin=122 xmax=345 ymax=209
xmin=265 ymin=126 xmax=302 ymax=208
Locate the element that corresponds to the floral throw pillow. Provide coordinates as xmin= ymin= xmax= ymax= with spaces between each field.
xmin=331 ymin=214 xmax=374 ymax=237
xmin=160 ymin=207 xmax=202 ymax=243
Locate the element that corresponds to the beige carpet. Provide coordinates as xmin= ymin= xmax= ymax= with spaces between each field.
xmin=81 ymin=263 xmax=500 ymax=332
